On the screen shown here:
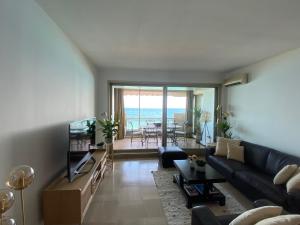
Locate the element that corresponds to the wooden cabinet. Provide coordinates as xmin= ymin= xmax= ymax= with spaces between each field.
xmin=43 ymin=151 xmax=107 ymax=225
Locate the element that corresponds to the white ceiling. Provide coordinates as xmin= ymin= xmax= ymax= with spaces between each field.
xmin=36 ymin=0 xmax=300 ymax=72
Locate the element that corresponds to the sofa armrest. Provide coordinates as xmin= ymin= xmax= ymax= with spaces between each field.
xmin=192 ymin=206 xmax=222 ymax=225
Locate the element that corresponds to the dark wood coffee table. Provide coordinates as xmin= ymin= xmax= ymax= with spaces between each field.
xmin=173 ymin=159 xmax=226 ymax=208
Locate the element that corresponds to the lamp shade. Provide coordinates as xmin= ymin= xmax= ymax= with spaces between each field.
xmin=6 ymin=165 xmax=35 ymax=190
xmin=0 ymin=189 xmax=14 ymax=214
xmin=201 ymin=111 xmax=211 ymax=122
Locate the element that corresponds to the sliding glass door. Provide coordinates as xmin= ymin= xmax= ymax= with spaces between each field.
xmin=165 ymin=87 xmax=216 ymax=148
xmin=111 ymin=84 xmax=217 ymax=150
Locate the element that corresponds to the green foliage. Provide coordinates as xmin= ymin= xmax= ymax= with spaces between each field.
xmin=97 ymin=119 xmax=119 ymax=143
xmin=216 ymin=106 xmax=232 ymax=139
xmin=86 ymin=120 xmax=96 ymax=137
xmin=194 ymin=107 xmax=202 ymax=133
xmin=218 ymin=118 xmax=232 ymax=138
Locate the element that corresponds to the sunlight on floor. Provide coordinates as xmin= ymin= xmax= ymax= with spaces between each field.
xmin=83 ymin=159 xmax=168 ymax=225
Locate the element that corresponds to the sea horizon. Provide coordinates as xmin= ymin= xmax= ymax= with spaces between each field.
xmin=125 ymin=107 xmax=185 ymax=129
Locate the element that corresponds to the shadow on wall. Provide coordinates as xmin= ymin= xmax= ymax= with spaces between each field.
xmin=5 ymin=122 xmax=69 ymax=224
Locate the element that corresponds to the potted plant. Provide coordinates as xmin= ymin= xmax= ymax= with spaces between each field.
xmin=97 ymin=118 xmax=119 ymax=158
xmin=86 ymin=120 xmax=96 ymax=145
xmin=194 ymin=107 xmax=202 ymax=143
xmin=216 ymin=105 xmax=232 ymax=139
xmin=97 ymin=119 xmax=119 ymax=144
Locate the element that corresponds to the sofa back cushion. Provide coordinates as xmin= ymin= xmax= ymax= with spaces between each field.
xmin=265 ymin=150 xmax=300 ymax=176
xmin=241 ymin=141 xmax=271 ymax=171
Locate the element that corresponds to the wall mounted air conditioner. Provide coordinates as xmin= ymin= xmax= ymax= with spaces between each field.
xmin=224 ymin=74 xmax=248 ymax=87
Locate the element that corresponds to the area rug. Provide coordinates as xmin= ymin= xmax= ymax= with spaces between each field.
xmin=152 ymin=169 xmax=249 ymax=225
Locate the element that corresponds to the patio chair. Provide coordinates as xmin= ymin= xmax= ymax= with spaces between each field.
xmin=129 ymin=122 xmax=144 ymax=145
xmin=144 ymin=122 xmax=160 ymax=145
xmin=174 ymin=121 xmax=190 ymax=143
xmin=166 ymin=123 xmax=178 ymax=145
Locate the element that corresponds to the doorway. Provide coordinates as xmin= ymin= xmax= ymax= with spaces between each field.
xmin=110 ymin=83 xmax=218 ymax=151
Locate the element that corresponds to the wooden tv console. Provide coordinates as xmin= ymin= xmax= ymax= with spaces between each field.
xmin=43 ymin=151 xmax=108 ymax=225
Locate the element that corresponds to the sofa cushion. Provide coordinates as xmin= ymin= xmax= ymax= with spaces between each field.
xmin=215 ymin=137 xmax=241 ymax=157
xmin=241 ymin=141 xmax=272 ymax=172
xmin=235 ymin=170 xmax=287 ymax=205
xmin=273 ymin=164 xmax=298 ymax=185
xmin=286 ymin=172 xmax=300 ymax=193
xmin=265 ymin=150 xmax=300 ymax=176
xmin=255 ymin=215 xmax=300 ymax=225
xmin=229 ymin=206 xmax=282 ymax=225
xmin=208 ymin=155 xmax=248 ymax=178
xmin=227 ymin=144 xmax=245 ymax=163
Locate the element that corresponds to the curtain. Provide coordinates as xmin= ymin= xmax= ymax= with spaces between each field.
xmin=186 ymin=90 xmax=194 ymax=137
xmin=114 ymin=88 xmax=125 ymax=139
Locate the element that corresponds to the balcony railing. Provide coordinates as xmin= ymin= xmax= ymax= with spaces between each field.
xmin=125 ymin=117 xmax=175 ymax=131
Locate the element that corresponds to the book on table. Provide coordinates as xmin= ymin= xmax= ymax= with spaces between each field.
xmin=183 ymin=184 xmax=199 ymax=196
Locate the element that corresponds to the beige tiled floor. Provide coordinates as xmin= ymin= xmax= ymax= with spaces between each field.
xmin=83 ymin=158 xmax=252 ymax=225
xmin=83 ymin=159 xmax=168 ymax=225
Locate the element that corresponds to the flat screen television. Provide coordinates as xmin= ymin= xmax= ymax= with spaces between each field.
xmin=67 ymin=117 xmax=96 ymax=182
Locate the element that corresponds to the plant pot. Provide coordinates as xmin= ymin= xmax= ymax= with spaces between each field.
xmin=105 ymin=143 xmax=113 ymax=159
xmin=105 ymin=138 xmax=113 ymax=144
xmin=90 ymin=135 xmax=95 ymax=145
xmin=196 ymin=165 xmax=205 ymax=173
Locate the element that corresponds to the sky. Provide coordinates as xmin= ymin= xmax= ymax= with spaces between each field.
xmin=124 ymin=95 xmax=186 ymax=109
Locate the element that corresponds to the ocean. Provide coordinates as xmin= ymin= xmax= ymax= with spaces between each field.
xmin=125 ymin=108 xmax=185 ymax=129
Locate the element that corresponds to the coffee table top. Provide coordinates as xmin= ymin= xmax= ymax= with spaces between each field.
xmin=174 ymin=160 xmax=226 ymax=184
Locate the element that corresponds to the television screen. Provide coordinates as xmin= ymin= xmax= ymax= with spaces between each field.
xmin=67 ymin=117 xmax=96 ymax=182
xmin=69 ymin=118 xmax=96 ymax=151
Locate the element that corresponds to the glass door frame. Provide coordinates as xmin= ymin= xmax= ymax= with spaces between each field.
xmin=108 ymin=81 xmax=221 ymax=147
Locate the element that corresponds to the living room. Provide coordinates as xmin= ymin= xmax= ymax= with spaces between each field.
xmin=1 ymin=0 xmax=300 ymax=225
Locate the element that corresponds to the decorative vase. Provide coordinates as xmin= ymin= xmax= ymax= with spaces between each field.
xmin=195 ymin=160 xmax=206 ymax=173
xmin=189 ymin=159 xmax=195 ymax=169
xmin=196 ymin=165 xmax=205 ymax=173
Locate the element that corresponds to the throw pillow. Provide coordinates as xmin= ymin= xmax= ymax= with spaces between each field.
xmin=286 ymin=172 xmax=300 ymax=193
xmin=273 ymin=164 xmax=298 ymax=185
xmin=229 ymin=206 xmax=283 ymax=225
xmin=227 ymin=144 xmax=245 ymax=163
xmin=215 ymin=137 xmax=240 ymax=157
xmin=255 ymin=215 xmax=300 ymax=225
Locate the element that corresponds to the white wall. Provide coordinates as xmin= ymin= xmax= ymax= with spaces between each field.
xmin=0 ymin=0 xmax=95 ymax=224
xmin=224 ymin=48 xmax=300 ymax=156
xmin=96 ymin=67 xmax=224 ymax=115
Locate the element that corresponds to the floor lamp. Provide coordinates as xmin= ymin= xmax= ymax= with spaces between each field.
xmin=201 ymin=112 xmax=212 ymax=145
xmin=0 ymin=189 xmax=16 ymax=225
xmin=6 ymin=165 xmax=35 ymax=225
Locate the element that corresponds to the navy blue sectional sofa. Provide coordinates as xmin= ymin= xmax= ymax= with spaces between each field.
xmin=205 ymin=141 xmax=300 ymax=213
